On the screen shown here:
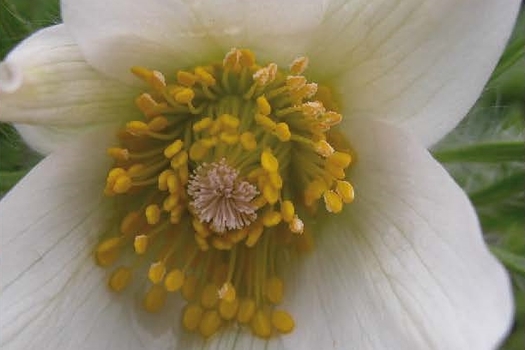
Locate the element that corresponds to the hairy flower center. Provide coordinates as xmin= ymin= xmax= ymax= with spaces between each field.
xmin=96 ymin=48 xmax=355 ymax=339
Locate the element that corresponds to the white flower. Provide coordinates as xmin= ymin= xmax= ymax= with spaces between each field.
xmin=0 ymin=1 xmax=520 ymax=349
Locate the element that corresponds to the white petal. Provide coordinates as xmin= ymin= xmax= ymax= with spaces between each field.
xmin=61 ymin=0 xmax=326 ymax=83
xmin=283 ymin=119 xmax=513 ymax=350
xmin=14 ymin=123 xmax=120 ymax=155
xmin=307 ymin=0 xmax=520 ymax=145
xmin=0 ymin=130 xmax=177 ymax=350
xmin=0 ymin=24 xmax=141 ymax=126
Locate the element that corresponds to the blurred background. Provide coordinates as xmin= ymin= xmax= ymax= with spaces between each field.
xmin=0 ymin=1 xmax=523 ymax=348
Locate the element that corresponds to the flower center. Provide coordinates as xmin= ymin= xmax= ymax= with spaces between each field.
xmin=96 ymin=48 xmax=355 ymax=339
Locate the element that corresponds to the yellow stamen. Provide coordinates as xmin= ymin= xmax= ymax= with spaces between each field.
xmin=183 ymin=303 xmax=204 ymax=331
xmin=199 ymin=310 xmax=222 ymax=338
xmin=108 ymin=266 xmax=133 ymax=292
xmin=237 ymin=298 xmax=256 ymax=324
xmin=271 ymin=310 xmax=295 ymax=334
xmin=144 ymin=284 xmax=167 ymax=313
xmin=251 ymin=310 xmax=272 ymax=338
xmin=165 ymin=269 xmax=185 ymax=292
xmin=323 ymin=190 xmax=343 ymax=213
xmin=134 ymin=235 xmax=148 ymax=254
xmin=100 ymin=48 xmax=356 ymax=341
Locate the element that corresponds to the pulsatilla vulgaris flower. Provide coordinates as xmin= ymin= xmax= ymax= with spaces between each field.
xmin=0 ymin=1 xmax=520 ymax=349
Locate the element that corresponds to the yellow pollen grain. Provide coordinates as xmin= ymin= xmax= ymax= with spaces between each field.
xmin=199 ymin=310 xmax=222 ymax=338
xmin=200 ymin=137 xmax=218 ymax=149
xmin=271 ymin=310 xmax=295 ymax=334
xmin=280 ymin=200 xmax=295 ymax=222
xmin=323 ymin=190 xmax=343 ymax=213
xmin=256 ymin=95 xmax=272 ymax=115
xmin=127 ymin=163 xmax=145 ymax=176
xmin=237 ymin=298 xmax=256 ymax=324
xmin=219 ymin=132 xmax=240 ymax=145
xmin=314 ymin=140 xmax=335 ymax=157
xmin=323 ymin=111 xmax=343 ymax=126
xmin=148 ymin=116 xmax=169 ymax=131
xmin=289 ymin=56 xmax=309 ymax=75
xmin=274 ymin=123 xmax=291 ymax=142
xmin=120 ymin=211 xmax=142 ymax=234
xmin=212 ymin=237 xmax=234 ymax=250
xmin=268 ymin=171 xmax=283 ymax=189
xmin=112 ymin=175 xmax=132 ymax=194
xmin=135 ymin=93 xmax=159 ymax=116
xmin=109 ymin=266 xmax=133 ymax=292
xmin=171 ymin=150 xmax=189 ymax=169
xmin=174 ymin=88 xmax=195 ymax=104
xmin=336 ymin=180 xmax=355 ymax=203
xmin=148 ymin=261 xmax=166 ymax=284
xmin=145 ymin=204 xmax=161 ymax=225
xmin=219 ymin=299 xmax=239 ymax=320
xmin=163 ymin=193 xmax=179 ymax=212
xmin=192 ymin=218 xmax=211 ymax=238
xmin=245 ymin=223 xmax=264 ymax=248
xmin=164 ymin=139 xmax=184 ymax=159
xmin=167 ymin=173 xmax=180 ymax=194
xmin=306 ymin=179 xmax=328 ymax=201
xmin=265 ymin=276 xmax=284 ymax=304
xmin=328 ymin=151 xmax=352 ymax=168
xmin=262 ymin=210 xmax=282 ymax=227
xmin=262 ymin=183 xmax=279 ymax=205
xmin=189 ymin=141 xmax=209 ymax=161
xmin=96 ymin=237 xmax=122 ymax=256
xmin=261 ymin=150 xmax=279 ymax=172
xmin=170 ymin=205 xmax=184 ymax=224
xmin=157 ymin=169 xmax=174 ymax=191
xmin=179 ymin=166 xmax=189 ymax=185
xmin=286 ymin=75 xmax=307 ymax=90
xmin=126 ymin=120 xmax=149 ymax=135
xmin=144 ymin=284 xmax=167 ymax=313
xmin=229 ymin=227 xmax=249 ymax=243
xmin=218 ymin=114 xmax=240 ymax=130
xmin=325 ymin=162 xmax=345 ymax=180
xmin=131 ymin=67 xmax=166 ymax=91
xmin=183 ymin=303 xmax=204 ymax=331
xmin=254 ymin=114 xmax=277 ymax=130
xmin=193 ymin=117 xmax=213 ymax=132
xmin=251 ymin=310 xmax=272 ymax=339
xmin=201 ymin=283 xmax=219 ymax=309
xmin=238 ymin=48 xmax=256 ymax=67
xmin=165 ymin=269 xmax=185 ymax=292
xmin=134 ymin=234 xmax=148 ymax=254
xmin=218 ymin=282 xmax=236 ymax=302
xmin=195 ymin=67 xmax=216 ymax=86
xmin=235 ymin=132 xmax=255 ymax=152
xmin=107 ymin=147 xmax=129 ymax=161
xmin=177 ymin=70 xmax=197 ymax=87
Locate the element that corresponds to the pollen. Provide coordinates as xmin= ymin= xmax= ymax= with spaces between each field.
xmin=98 ymin=49 xmax=356 ymax=340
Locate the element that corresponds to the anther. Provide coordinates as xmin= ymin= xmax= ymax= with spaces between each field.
xmin=289 ymin=56 xmax=309 ymax=75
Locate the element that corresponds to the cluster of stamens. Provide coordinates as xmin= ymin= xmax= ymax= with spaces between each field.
xmin=96 ymin=48 xmax=355 ymax=339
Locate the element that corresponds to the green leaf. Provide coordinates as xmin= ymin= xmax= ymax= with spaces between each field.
xmin=491 ymin=246 xmax=525 ymax=277
xmin=433 ymin=142 xmax=524 ymax=163
xmin=0 ymin=170 xmax=28 ymax=192
xmin=469 ymin=171 xmax=524 ymax=205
